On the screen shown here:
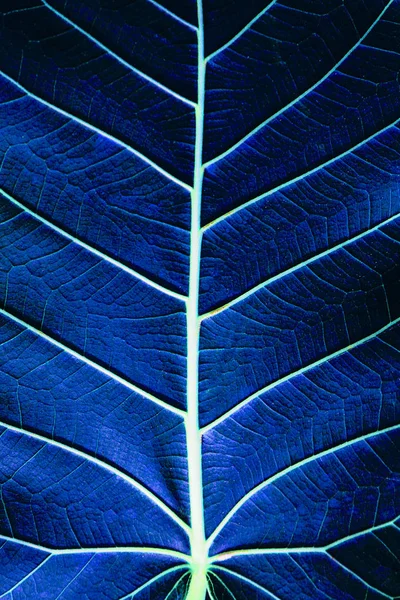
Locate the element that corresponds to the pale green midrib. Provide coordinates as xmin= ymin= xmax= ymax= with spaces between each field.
xmin=0 ymin=418 xmax=190 ymax=534
xmin=185 ymin=2 xmax=208 ymax=599
xmin=206 ymin=423 xmax=399 ymax=549
xmin=0 ymin=188 xmax=187 ymax=302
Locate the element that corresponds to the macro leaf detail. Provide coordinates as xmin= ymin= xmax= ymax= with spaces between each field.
xmin=0 ymin=1 xmax=399 ymax=598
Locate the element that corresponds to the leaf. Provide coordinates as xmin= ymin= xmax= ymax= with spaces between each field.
xmin=0 ymin=1 xmax=399 ymax=599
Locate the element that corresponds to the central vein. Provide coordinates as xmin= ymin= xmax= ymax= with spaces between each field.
xmin=185 ymin=1 xmax=208 ymax=598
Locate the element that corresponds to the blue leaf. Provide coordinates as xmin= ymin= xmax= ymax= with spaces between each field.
xmin=0 ymin=80 xmax=192 ymax=294
xmin=0 ymin=1 xmax=399 ymax=598
xmin=0 ymin=552 xmax=186 ymax=600
xmin=210 ymin=556 xmax=391 ymax=599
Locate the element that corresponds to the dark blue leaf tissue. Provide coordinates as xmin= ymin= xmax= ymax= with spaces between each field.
xmin=0 ymin=1 xmax=399 ymax=598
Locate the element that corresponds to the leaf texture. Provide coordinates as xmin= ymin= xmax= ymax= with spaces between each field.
xmin=0 ymin=1 xmax=399 ymax=598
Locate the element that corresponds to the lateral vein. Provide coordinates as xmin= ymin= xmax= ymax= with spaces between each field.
xmin=0 ymin=71 xmax=192 ymax=191
xmin=206 ymin=424 xmax=399 ymax=548
xmin=0 ymin=534 xmax=191 ymax=560
xmin=0 ymin=308 xmax=185 ymax=418
xmin=146 ymin=0 xmax=198 ymax=31
xmin=0 ymin=420 xmax=190 ymax=534
xmin=118 ymin=565 xmax=189 ymax=600
xmin=41 ymin=0 xmax=195 ymax=107
xmin=326 ymin=517 xmax=399 ymax=550
xmin=217 ymin=558 xmax=391 ymax=599
xmin=202 ymin=318 xmax=400 ymax=432
xmin=328 ymin=555 xmax=392 ymax=599
xmin=203 ymin=113 xmax=400 ymax=230
xmin=1 ymin=188 xmax=187 ymax=302
xmin=209 ymin=517 xmax=399 ymax=562
xmin=211 ymin=566 xmax=284 ymax=600
xmin=0 ymin=555 xmax=51 ymax=598
xmin=210 ymin=548 xmax=325 ymax=562
xmin=204 ymin=0 xmax=394 ymax=167
xmin=200 ymin=211 xmax=400 ymax=319
xmin=209 ymin=572 xmax=238 ymax=600
xmin=205 ymin=1 xmax=277 ymax=61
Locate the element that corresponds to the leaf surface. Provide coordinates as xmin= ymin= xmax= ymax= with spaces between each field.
xmin=0 ymin=1 xmax=399 ymax=598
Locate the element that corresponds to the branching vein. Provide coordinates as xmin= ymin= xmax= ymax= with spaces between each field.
xmin=326 ymin=517 xmax=399 ymax=550
xmin=206 ymin=424 xmax=398 ymax=548
xmin=202 ymin=317 xmax=400 ymax=431
xmin=119 ymin=566 xmax=188 ymax=600
xmin=328 ymin=555 xmax=392 ymax=599
xmin=211 ymin=566 xmax=284 ymax=600
xmin=1 ymin=188 xmax=187 ymax=302
xmin=41 ymin=0 xmax=195 ymax=107
xmin=200 ymin=211 xmax=400 ymax=319
xmin=0 ymin=308 xmax=185 ymax=417
xmin=0 ymin=555 xmax=51 ymax=598
xmin=205 ymin=1 xmax=277 ymax=61
xmin=203 ymin=114 xmax=400 ymax=230
xmin=146 ymin=0 xmax=197 ymax=31
xmin=0 ymin=420 xmax=190 ymax=534
xmin=209 ymin=517 xmax=399 ymax=562
xmin=0 ymin=71 xmax=192 ymax=191
xmin=204 ymin=0 xmax=394 ymax=167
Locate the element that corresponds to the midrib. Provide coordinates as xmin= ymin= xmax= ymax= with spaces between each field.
xmin=185 ymin=1 xmax=208 ymax=598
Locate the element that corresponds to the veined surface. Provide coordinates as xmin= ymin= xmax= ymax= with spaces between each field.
xmin=0 ymin=0 xmax=399 ymax=598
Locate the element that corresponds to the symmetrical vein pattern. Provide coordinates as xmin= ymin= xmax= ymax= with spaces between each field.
xmin=0 ymin=1 xmax=399 ymax=599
